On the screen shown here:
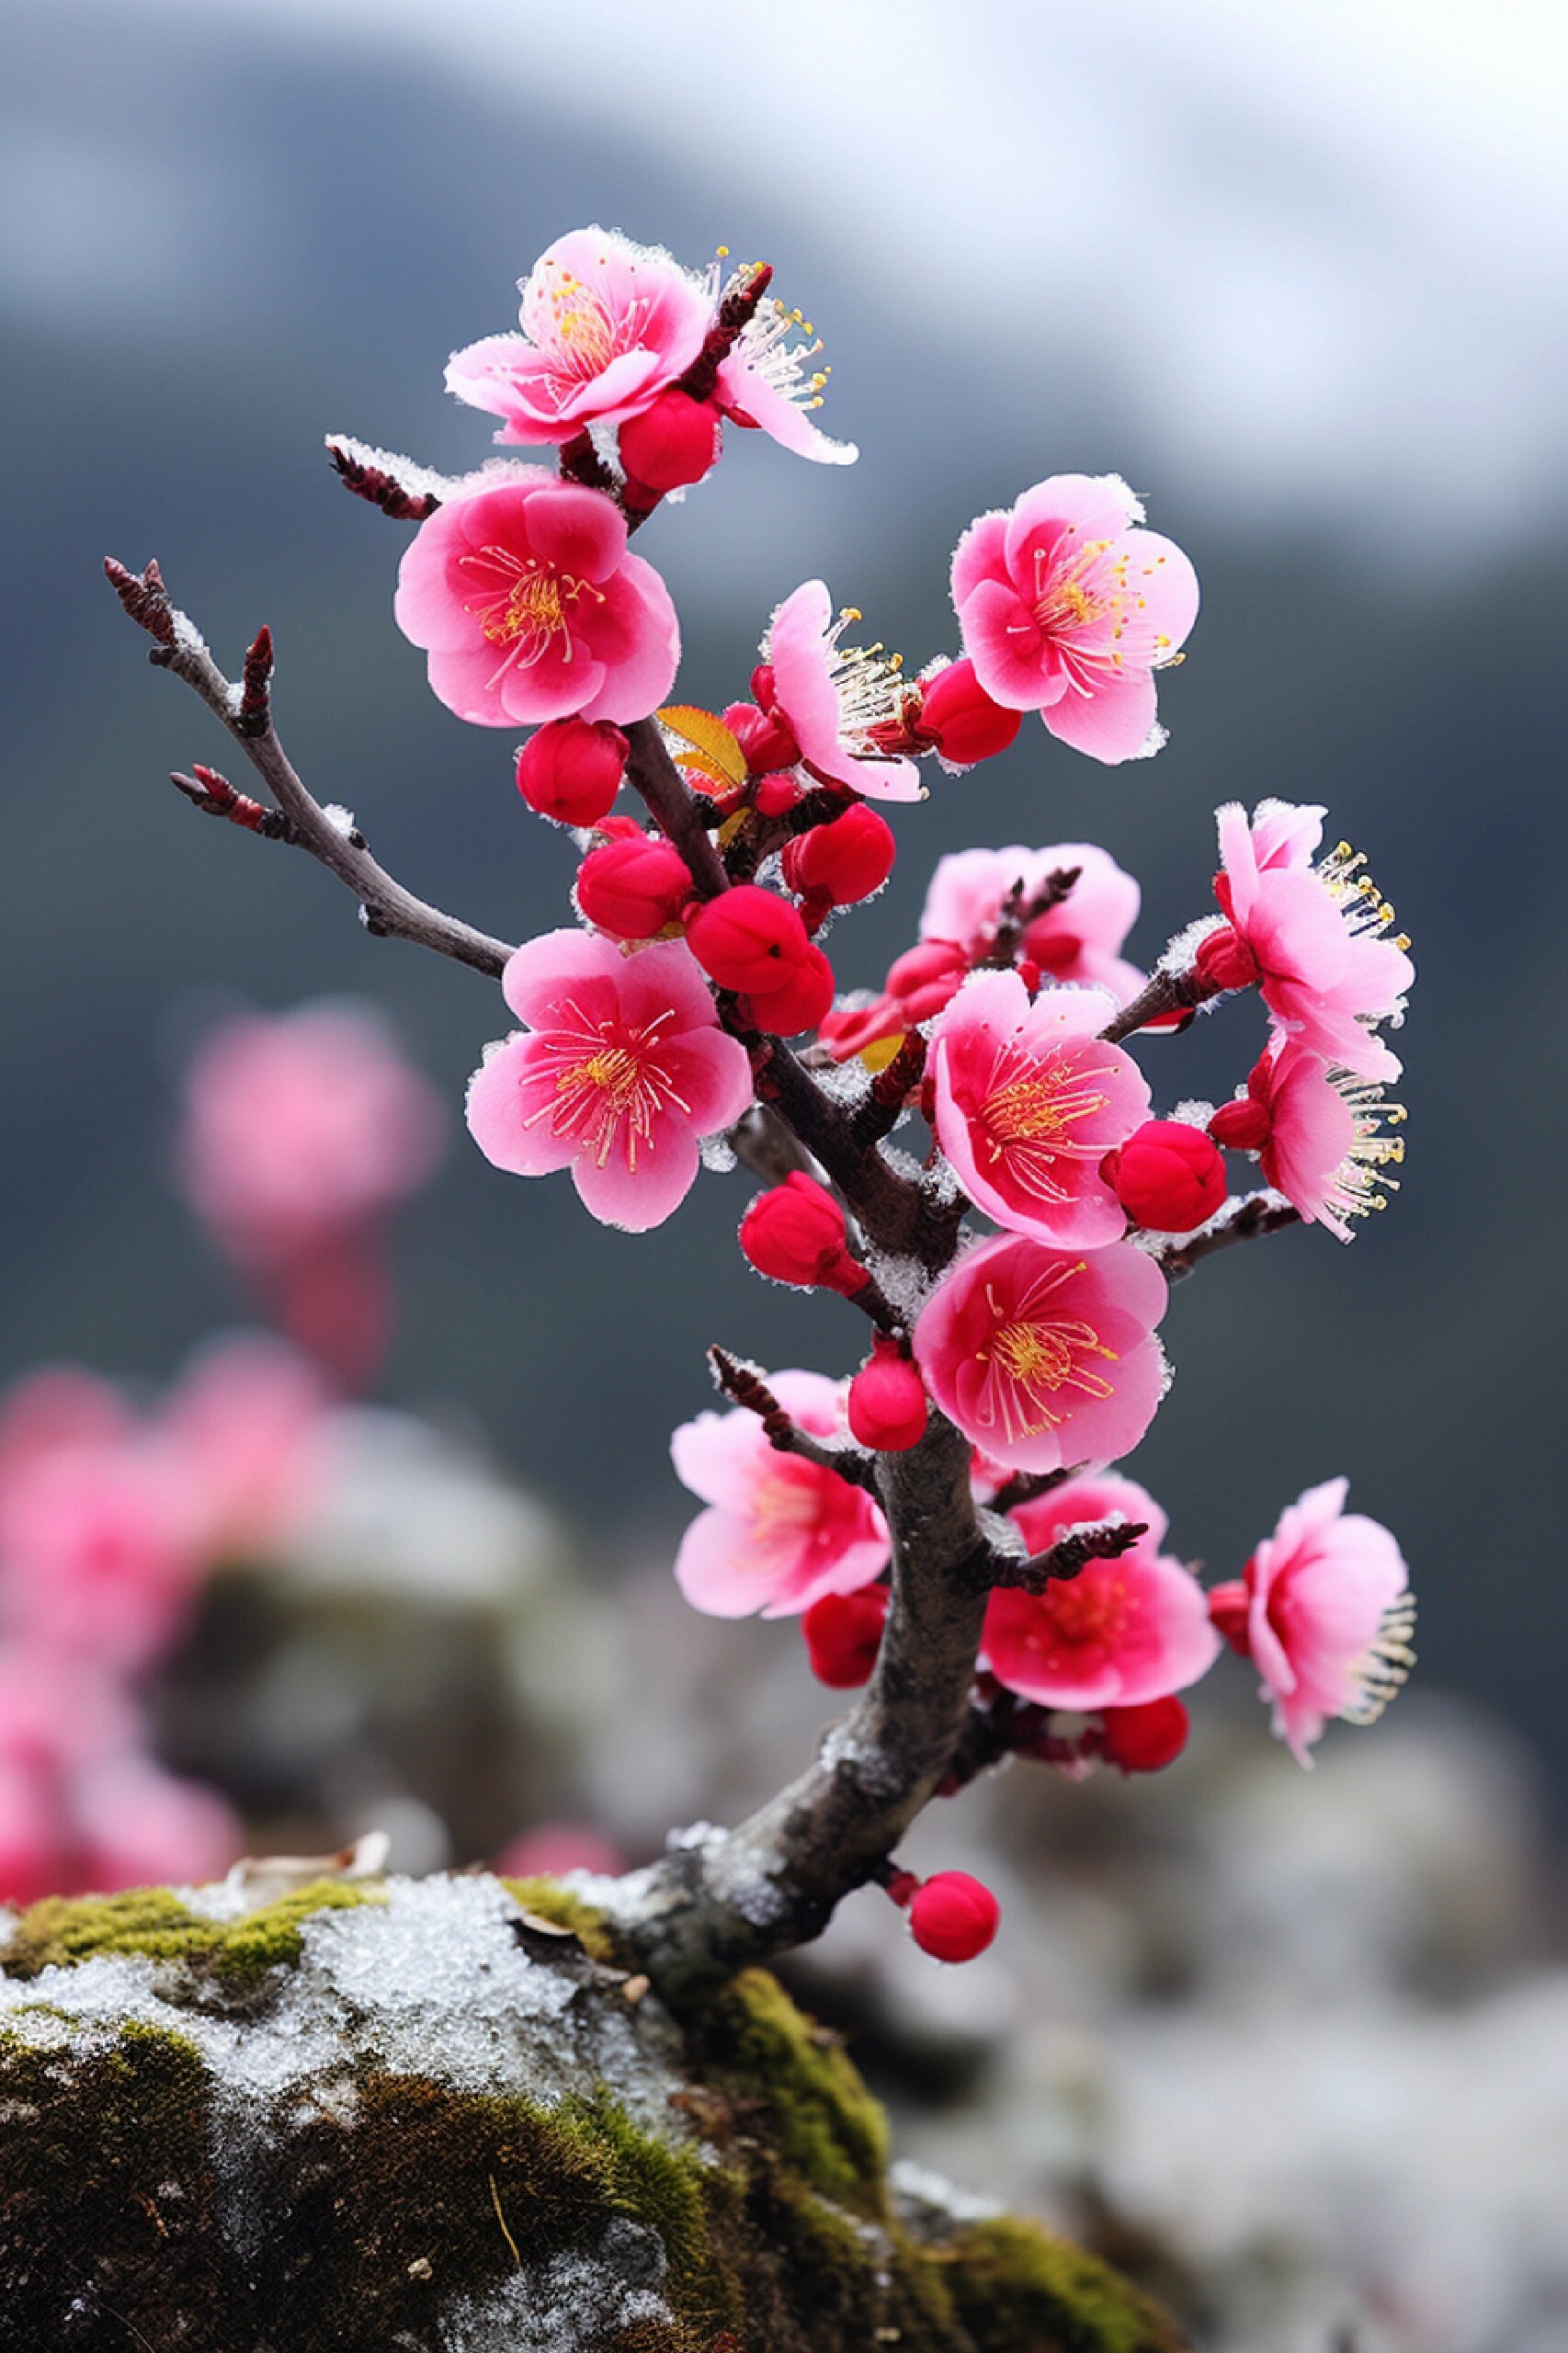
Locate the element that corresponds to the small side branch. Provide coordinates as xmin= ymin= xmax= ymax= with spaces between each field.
xmin=983 ymin=866 xmax=1081 ymax=971
xmin=1098 ymin=966 xmax=1208 ymax=1045
xmin=171 ymin=766 xmax=298 ymax=842
xmin=1153 ymin=1190 xmax=1301 ymax=1280
xmin=849 ymin=1031 xmax=926 ymax=1150
xmin=994 ymin=1516 xmax=1148 ymax=1594
xmin=709 ymin=1347 xmax=878 ymax=1491
xmin=623 ymin=718 xmax=732 ymax=900
xmin=105 ymin=559 xmax=517 ymax=982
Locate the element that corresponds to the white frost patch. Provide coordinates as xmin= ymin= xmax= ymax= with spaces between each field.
xmin=436 ymin=2246 xmax=670 ymax=2352
xmin=322 ymin=801 xmax=358 ymax=838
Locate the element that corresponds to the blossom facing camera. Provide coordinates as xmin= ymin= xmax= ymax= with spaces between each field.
xmin=914 ymin=1233 xmax=1169 ymax=1473
xmin=847 ymin=1337 xmax=928 ymax=1452
xmin=761 ymin=582 xmax=922 ymax=801
xmin=576 ymin=836 xmax=692 ymax=939
xmin=739 ymin=1174 xmax=867 ymax=1296
xmin=670 ymin=1372 xmax=890 ymax=1617
xmin=983 ymin=1472 xmax=1218 ymax=1711
xmin=446 ymin=228 xmax=712 ymax=444
xmin=516 ymin=718 xmax=629 ymax=825
xmin=1104 ymin=1120 xmax=1228 ymax=1233
xmin=1208 ymin=1477 xmax=1415 ymax=1764
xmin=801 ymin=1586 xmax=889 ymax=1688
xmin=466 ymin=929 xmax=752 ymax=1231
xmin=904 ymin=1871 xmax=1001 ymax=1963
xmin=930 ymin=972 xmax=1151 ymax=1247
xmin=1097 ymin=1696 xmax=1191 ymax=1774
xmin=394 ymin=476 xmax=679 ymax=728
xmin=951 ymin=473 xmax=1199 ymax=763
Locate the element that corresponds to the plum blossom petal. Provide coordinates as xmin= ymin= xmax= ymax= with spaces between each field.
xmin=1212 ymin=803 xmax=1415 ymax=1081
xmin=931 ymin=973 xmax=1149 ymax=1245
xmin=951 ymin=474 xmax=1199 ymax=763
xmin=446 ymin=228 xmax=712 ymax=444
xmin=466 ymin=931 xmax=752 ymax=1232
xmin=396 ymin=478 xmax=680 ymax=730
xmin=983 ymin=1472 xmax=1217 ymax=1711
xmin=671 ymin=1372 xmax=889 ymax=1618
xmin=762 ymin=581 xmax=922 ymax=801
xmin=1216 ymin=1478 xmax=1414 ymax=1764
xmin=715 ymin=292 xmax=858 ymax=465
xmin=914 ymin=1233 xmax=1169 ymax=1473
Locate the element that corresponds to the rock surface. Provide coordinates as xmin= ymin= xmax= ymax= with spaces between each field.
xmin=0 ymin=1870 xmax=1182 ymax=2353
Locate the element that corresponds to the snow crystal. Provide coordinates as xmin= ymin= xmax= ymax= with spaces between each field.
xmin=699 ymin=1131 xmax=737 ymax=1174
xmin=322 ymin=801 xmax=358 ymax=839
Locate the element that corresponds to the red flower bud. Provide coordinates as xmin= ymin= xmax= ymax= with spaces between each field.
xmin=686 ymin=883 xmax=812 ymax=993
xmin=739 ymin=942 xmax=836 ymax=1037
xmin=516 ymin=719 xmax=629 ymax=826
xmin=1194 ymin=922 xmax=1260 ymax=995
xmin=801 ymin=1586 xmax=889 ymax=1689
xmin=1096 ymin=1697 xmax=1190 ymax=1775
xmin=847 ymin=1336 xmax=928 ymax=1451
xmin=1209 ymin=1096 xmax=1271 ymax=1152
xmin=1103 ymin=1120 xmax=1228 ymax=1233
xmin=917 ymin=658 xmax=1022 ymax=766
xmin=754 ymin=772 xmax=804 ymax=817
xmin=722 ymin=700 xmax=801 ymax=777
xmin=617 ymin=390 xmax=724 ymax=494
xmin=906 ymin=1870 xmax=1001 ymax=1963
xmin=750 ymin=661 xmax=779 ymax=710
xmin=1206 ymin=1578 xmax=1251 ymax=1654
xmin=576 ymin=836 xmax=692 ymax=939
xmin=738 ymin=1173 xmax=868 ymax=1295
xmin=782 ymin=804 xmax=896 ymax=909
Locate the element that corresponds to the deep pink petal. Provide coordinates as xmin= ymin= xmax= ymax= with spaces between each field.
xmin=523 ymin=483 xmax=629 ymax=583
xmin=1001 ymin=474 xmax=1142 ymax=583
xmin=959 ymin=578 xmax=1056 ymax=710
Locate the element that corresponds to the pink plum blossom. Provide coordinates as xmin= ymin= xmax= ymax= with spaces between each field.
xmin=179 ymin=1005 xmax=445 ymax=1270
xmin=760 ymin=582 xmax=921 ymax=801
xmin=913 ymin=1233 xmax=1169 ymax=1473
xmin=466 ymin=929 xmax=753 ymax=1232
xmin=951 ymin=474 xmax=1199 ymax=764
xmin=160 ymin=1336 xmax=331 ymax=1557
xmin=69 ymin=1753 xmax=241 ymax=1893
xmin=920 ymin=843 xmax=1143 ymax=1000
xmin=1211 ymin=801 xmax=1414 ymax=1081
xmin=983 ymin=1472 xmax=1219 ymax=1710
xmin=0 ymin=1422 xmax=208 ymax=1670
xmin=394 ymin=474 xmax=680 ymax=728
xmin=930 ymin=972 xmax=1149 ymax=1246
xmin=714 ymin=296 xmax=858 ymax=466
xmin=445 ymin=229 xmax=711 ymax=444
xmin=1210 ymin=1040 xmax=1405 ymax=1242
xmin=1208 ymin=1478 xmax=1414 ymax=1765
xmin=670 ymin=1371 xmax=889 ymax=1617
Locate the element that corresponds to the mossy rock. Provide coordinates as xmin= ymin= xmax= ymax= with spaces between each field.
xmin=0 ymin=1871 xmax=1184 ymax=2353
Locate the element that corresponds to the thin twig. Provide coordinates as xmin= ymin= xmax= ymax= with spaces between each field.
xmin=1153 ymin=1190 xmax=1301 ymax=1279
xmin=106 ymin=560 xmax=517 ymax=980
xmin=709 ymin=1347 xmax=878 ymax=1491
xmin=994 ymin=1517 xmax=1149 ymax=1594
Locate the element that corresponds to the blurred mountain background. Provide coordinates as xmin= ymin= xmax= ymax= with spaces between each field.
xmin=3 ymin=2 xmax=1565 ymax=1806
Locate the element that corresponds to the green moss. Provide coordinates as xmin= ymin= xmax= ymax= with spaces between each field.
xmin=697 ymin=1967 xmax=890 ymax=2216
xmin=499 ymin=1872 xmax=629 ymax=1966
xmin=1 ymin=1879 xmax=382 ymax=1994
xmin=943 ymin=2215 xmax=1187 ymax=2353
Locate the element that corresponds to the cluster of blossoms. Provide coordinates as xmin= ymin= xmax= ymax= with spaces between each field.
xmin=330 ymin=222 xmax=1418 ymax=1959
xmin=0 ymin=1338 xmax=328 ymax=1905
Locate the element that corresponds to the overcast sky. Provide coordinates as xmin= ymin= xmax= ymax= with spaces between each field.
xmin=9 ymin=0 xmax=1567 ymax=545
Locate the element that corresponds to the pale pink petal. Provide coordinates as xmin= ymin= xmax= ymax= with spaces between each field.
xmin=576 ymin=553 xmax=680 ymax=723
xmin=466 ymin=1037 xmax=581 ymax=1176
xmin=1001 ymin=473 xmax=1142 ymax=581
xmin=672 ymin=1412 xmax=761 ymax=1513
xmin=500 ymin=927 xmax=622 ymax=1027
xmin=659 ymin=1028 xmax=756 ymax=1135
xmin=1041 ymin=666 xmax=1159 ymax=764
xmin=950 ymin=511 xmax=1011 ymax=609
xmin=675 ymin=1506 xmax=781 ymax=1616
xmin=715 ymin=355 xmax=858 ymax=464
xmin=571 ymin=1121 xmax=699 ymax=1231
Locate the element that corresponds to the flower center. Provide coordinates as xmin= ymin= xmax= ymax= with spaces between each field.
xmin=458 ymin=546 xmax=606 ymax=684
xmin=978 ymin=1051 xmax=1113 ymax=1204
xmin=977 ymin=1271 xmax=1120 ymax=1442
xmin=824 ymin=607 xmax=906 ymax=754
xmin=1040 ymin=1573 xmax=1128 ymax=1652
xmin=526 ymin=1006 xmax=690 ymax=1173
